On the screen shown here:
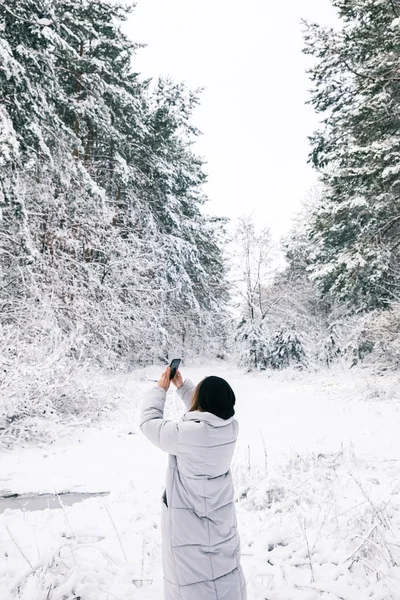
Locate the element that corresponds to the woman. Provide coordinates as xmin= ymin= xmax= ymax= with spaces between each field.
xmin=140 ymin=367 xmax=247 ymax=600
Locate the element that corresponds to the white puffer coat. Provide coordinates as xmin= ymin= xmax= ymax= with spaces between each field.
xmin=140 ymin=379 xmax=247 ymax=600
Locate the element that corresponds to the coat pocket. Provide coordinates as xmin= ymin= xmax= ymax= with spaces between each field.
xmin=171 ymin=507 xmax=210 ymax=547
xmin=161 ymin=497 xmax=169 ymax=543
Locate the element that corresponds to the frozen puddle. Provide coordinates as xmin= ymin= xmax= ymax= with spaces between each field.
xmin=0 ymin=491 xmax=110 ymax=513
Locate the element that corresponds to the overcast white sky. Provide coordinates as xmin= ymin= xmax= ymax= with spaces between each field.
xmin=126 ymin=0 xmax=336 ymax=238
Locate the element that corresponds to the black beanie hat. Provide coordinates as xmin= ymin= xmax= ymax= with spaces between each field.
xmin=197 ymin=376 xmax=235 ymax=420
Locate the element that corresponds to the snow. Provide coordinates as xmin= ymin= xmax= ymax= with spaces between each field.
xmin=382 ymin=163 xmax=400 ymax=179
xmin=0 ymin=105 xmax=19 ymax=166
xmin=37 ymin=19 xmax=53 ymax=27
xmin=1 ymin=364 xmax=400 ymax=599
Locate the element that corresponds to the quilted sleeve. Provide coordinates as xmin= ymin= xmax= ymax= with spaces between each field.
xmin=140 ymin=386 xmax=179 ymax=455
xmin=176 ymin=379 xmax=196 ymax=411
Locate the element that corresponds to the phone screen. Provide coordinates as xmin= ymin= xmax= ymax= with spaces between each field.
xmin=169 ymin=358 xmax=181 ymax=380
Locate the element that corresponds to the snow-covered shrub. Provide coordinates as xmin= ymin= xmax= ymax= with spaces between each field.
xmin=315 ymin=323 xmax=345 ymax=367
xmin=0 ymin=312 xmax=121 ymax=447
xmin=237 ymin=446 xmax=400 ymax=599
xmin=236 ymin=319 xmax=306 ymax=371
xmin=235 ymin=320 xmax=269 ymax=371
xmin=265 ymin=326 xmax=306 ymax=370
xmin=346 ymin=303 xmax=400 ymax=370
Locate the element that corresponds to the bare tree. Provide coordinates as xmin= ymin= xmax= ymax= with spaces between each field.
xmin=230 ymin=216 xmax=272 ymax=323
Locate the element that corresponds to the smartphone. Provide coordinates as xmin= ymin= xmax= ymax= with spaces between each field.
xmin=169 ymin=358 xmax=181 ymax=380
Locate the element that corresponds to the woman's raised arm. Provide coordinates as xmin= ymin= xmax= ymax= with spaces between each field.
xmin=174 ymin=377 xmax=196 ymax=411
xmin=140 ymin=386 xmax=180 ymax=454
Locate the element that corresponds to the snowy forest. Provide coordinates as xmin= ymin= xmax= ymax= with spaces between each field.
xmin=1 ymin=0 xmax=400 ymax=425
xmin=1 ymin=0 xmax=231 ymax=432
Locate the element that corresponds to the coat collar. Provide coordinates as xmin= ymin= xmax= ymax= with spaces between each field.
xmin=184 ymin=410 xmax=234 ymax=428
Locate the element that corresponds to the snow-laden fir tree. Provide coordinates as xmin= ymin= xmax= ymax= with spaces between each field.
xmin=304 ymin=0 xmax=400 ymax=311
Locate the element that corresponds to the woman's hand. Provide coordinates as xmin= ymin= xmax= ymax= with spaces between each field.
xmin=157 ymin=367 xmax=171 ymax=392
xmin=171 ymin=370 xmax=184 ymax=389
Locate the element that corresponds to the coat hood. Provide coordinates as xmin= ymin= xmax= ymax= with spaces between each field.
xmin=184 ymin=410 xmax=235 ymax=428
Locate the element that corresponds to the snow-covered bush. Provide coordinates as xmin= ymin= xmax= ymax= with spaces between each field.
xmin=236 ymin=446 xmax=400 ymax=599
xmin=0 ymin=309 xmax=122 ymax=447
xmin=236 ymin=320 xmax=306 ymax=371
xmin=346 ymin=303 xmax=400 ymax=370
xmin=235 ymin=320 xmax=269 ymax=371
xmin=265 ymin=326 xmax=306 ymax=370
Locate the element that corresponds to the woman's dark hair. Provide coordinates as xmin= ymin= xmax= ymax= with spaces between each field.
xmin=190 ymin=376 xmax=235 ymax=420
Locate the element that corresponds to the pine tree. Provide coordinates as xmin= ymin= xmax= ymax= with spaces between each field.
xmin=0 ymin=0 xmax=62 ymax=163
xmin=135 ymin=78 xmax=229 ymax=356
xmin=304 ymin=0 xmax=400 ymax=311
xmin=50 ymin=3 xmax=229 ymax=357
xmin=266 ymin=326 xmax=306 ymax=370
xmin=0 ymin=0 xmax=72 ymax=320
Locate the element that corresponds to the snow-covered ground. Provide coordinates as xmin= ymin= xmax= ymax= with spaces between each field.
xmin=1 ymin=364 xmax=400 ymax=599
